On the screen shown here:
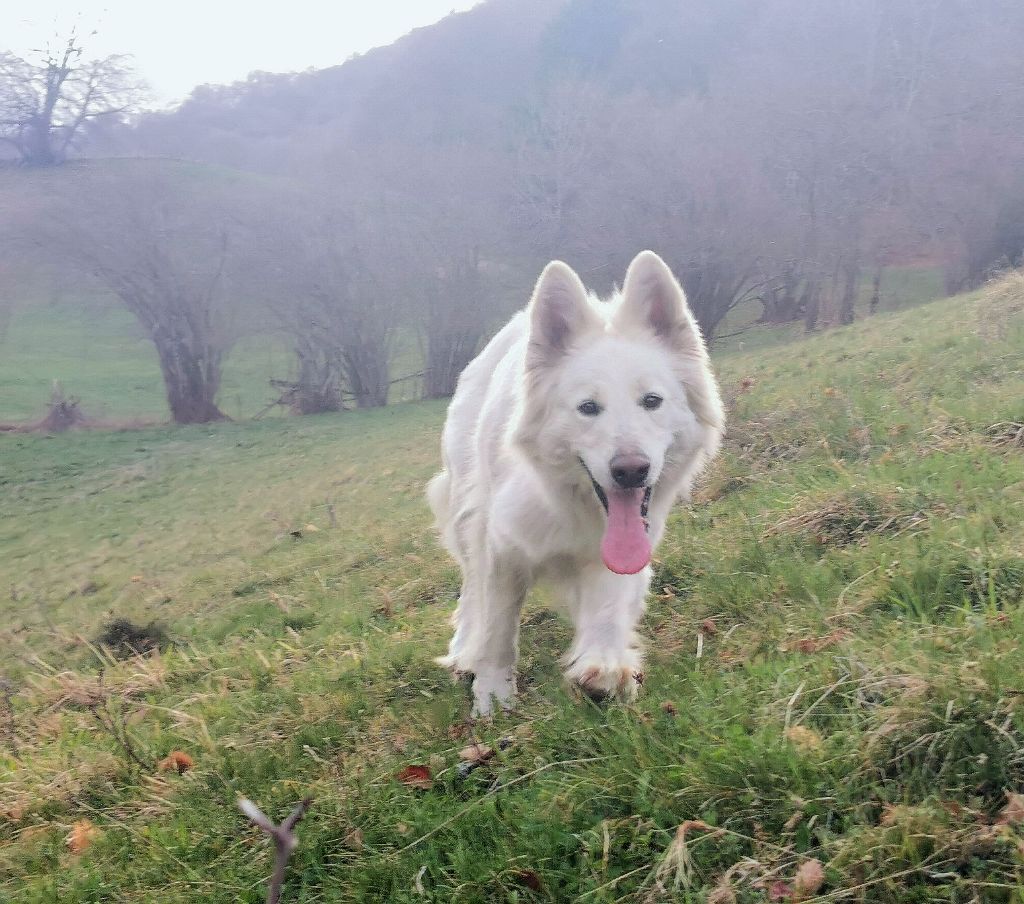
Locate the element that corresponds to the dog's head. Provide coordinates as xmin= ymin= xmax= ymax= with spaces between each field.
xmin=513 ymin=251 xmax=723 ymax=574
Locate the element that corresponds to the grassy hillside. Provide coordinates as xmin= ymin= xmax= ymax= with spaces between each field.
xmin=1 ymin=277 xmax=1023 ymax=902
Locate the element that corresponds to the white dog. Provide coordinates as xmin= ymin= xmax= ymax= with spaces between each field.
xmin=428 ymin=251 xmax=724 ymax=715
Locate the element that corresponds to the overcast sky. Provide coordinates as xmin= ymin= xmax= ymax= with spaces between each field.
xmin=6 ymin=1 xmax=481 ymax=106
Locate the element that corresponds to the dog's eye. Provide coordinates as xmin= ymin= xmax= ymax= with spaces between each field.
xmin=641 ymin=393 xmax=663 ymax=411
xmin=577 ymin=400 xmax=602 ymax=417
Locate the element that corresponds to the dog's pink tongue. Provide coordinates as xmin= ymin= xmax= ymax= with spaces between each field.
xmin=601 ymin=488 xmax=652 ymax=574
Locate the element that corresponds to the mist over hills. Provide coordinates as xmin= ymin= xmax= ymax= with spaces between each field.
xmin=5 ymin=0 xmax=1023 ymax=419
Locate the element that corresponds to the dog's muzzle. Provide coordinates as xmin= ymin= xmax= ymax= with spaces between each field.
xmin=578 ymin=457 xmax=651 ymax=527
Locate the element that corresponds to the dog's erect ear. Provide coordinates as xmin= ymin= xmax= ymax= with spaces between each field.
xmin=527 ymin=260 xmax=598 ymax=364
xmin=616 ymin=251 xmax=703 ymax=354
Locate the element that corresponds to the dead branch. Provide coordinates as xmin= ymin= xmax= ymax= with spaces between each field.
xmin=87 ymin=669 xmax=152 ymax=771
xmin=239 ymin=797 xmax=313 ymax=904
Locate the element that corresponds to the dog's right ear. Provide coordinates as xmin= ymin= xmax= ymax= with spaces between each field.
xmin=527 ymin=261 xmax=598 ymax=366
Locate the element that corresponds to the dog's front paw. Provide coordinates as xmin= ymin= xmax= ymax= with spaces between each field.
xmin=565 ymin=654 xmax=642 ymax=703
xmin=471 ymin=666 xmax=516 ymax=717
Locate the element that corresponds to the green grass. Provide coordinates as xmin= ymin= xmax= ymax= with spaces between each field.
xmin=0 ymin=302 xmax=292 ymax=422
xmin=1 ymin=277 xmax=1023 ymax=902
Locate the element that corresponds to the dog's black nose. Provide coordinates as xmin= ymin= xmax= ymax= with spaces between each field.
xmin=610 ymin=454 xmax=650 ymax=489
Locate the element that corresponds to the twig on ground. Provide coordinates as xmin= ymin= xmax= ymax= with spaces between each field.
xmin=87 ymin=670 xmax=152 ymax=771
xmin=239 ymin=797 xmax=313 ymax=904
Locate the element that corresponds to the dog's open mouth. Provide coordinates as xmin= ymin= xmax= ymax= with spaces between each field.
xmin=580 ymin=459 xmax=653 ymax=575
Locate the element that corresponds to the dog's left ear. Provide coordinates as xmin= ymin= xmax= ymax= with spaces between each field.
xmin=615 ymin=250 xmax=704 ymax=354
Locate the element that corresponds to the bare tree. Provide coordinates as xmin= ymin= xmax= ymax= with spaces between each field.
xmin=0 ymin=29 xmax=143 ymax=166
xmin=251 ymin=174 xmax=409 ymax=411
xmin=14 ymin=163 xmax=255 ymax=423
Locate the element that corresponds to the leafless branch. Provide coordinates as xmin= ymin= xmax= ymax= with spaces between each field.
xmin=238 ymin=797 xmax=313 ymax=904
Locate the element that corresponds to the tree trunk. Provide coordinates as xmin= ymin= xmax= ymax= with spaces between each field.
xmin=838 ymin=258 xmax=860 ymax=325
xmin=760 ymin=266 xmax=802 ymax=324
xmin=869 ymin=267 xmax=883 ymax=315
xmin=341 ymin=339 xmax=389 ymax=408
xmin=292 ymin=338 xmax=343 ymax=414
xmin=423 ymin=329 xmax=480 ymax=399
xmin=153 ymin=335 xmax=227 ymax=424
xmin=802 ymin=280 xmax=821 ymax=332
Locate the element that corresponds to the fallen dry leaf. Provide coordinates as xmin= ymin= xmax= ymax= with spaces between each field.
xmin=157 ymin=750 xmax=195 ymax=774
xmin=997 ymin=791 xmax=1024 ymax=826
xmin=680 ymin=819 xmax=715 ymax=833
xmin=768 ymin=879 xmax=794 ymax=901
xmin=785 ymin=725 xmax=824 ymax=754
xmin=512 ymin=869 xmax=542 ymax=891
xmin=793 ymin=858 xmax=825 ymax=897
xmin=660 ymin=700 xmax=678 ymax=716
xmin=447 ymin=723 xmax=469 ymax=741
xmin=67 ymin=819 xmax=100 ymax=854
xmin=458 ymin=743 xmax=495 ymax=764
xmin=701 ymin=618 xmax=719 ymax=635
xmin=396 ymin=765 xmax=433 ymax=790
xmin=787 ymin=629 xmax=850 ymax=654
xmin=303 ymin=523 xmax=320 ymax=532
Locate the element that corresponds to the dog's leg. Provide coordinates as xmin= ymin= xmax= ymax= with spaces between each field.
xmin=436 ymin=505 xmax=482 ymax=673
xmin=563 ymin=565 xmax=648 ymax=701
xmin=466 ymin=551 xmax=528 ymax=716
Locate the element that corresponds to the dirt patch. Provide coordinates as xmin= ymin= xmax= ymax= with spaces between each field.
xmin=984 ymin=421 xmax=1024 ymax=450
xmin=766 ymin=488 xmax=939 ymax=547
xmin=94 ymin=618 xmax=170 ymax=659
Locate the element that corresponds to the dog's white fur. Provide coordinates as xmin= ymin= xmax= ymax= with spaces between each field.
xmin=428 ymin=251 xmax=724 ymax=714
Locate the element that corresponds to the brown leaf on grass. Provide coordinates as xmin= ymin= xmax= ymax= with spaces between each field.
xmin=680 ymin=819 xmax=715 ymax=833
xmin=67 ymin=819 xmax=100 ymax=854
xmin=512 ymin=869 xmax=542 ymax=891
xmin=793 ymin=858 xmax=825 ymax=897
xmin=784 ymin=725 xmax=824 ymax=754
xmin=737 ymin=377 xmax=756 ymax=393
xmin=303 ymin=523 xmax=320 ymax=533
xmin=996 ymin=791 xmax=1024 ymax=826
xmin=396 ymin=765 xmax=433 ymax=790
xmin=768 ymin=879 xmax=794 ymax=901
xmin=157 ymin=750 xmax=195 ymax=774
xmin=661 ymin=700 xmax=678 ymax=716
xmin=786 ymin=629 xmax=850 ymax=654
xmin=783 ymin=809 xmax=804 ymax=832
xmin=458 ymin=743 xmax=495 ymax=764
xmin=701 ymin=618 xmax=719 ymax=635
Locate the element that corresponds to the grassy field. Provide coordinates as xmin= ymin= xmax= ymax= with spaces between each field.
xmin=1 ymin=275 xmax=1023 ymax=902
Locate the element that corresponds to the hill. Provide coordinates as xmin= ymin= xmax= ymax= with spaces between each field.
xmin=2 ymin=278 xmax=1023 ymax=900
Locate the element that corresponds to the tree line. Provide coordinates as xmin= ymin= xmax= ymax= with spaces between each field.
xmin=2 ymin=0 xmax=1023 ymax=424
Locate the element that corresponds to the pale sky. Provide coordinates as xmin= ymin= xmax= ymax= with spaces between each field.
xmin=5 ymin=1 xmax=481 ymax=107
